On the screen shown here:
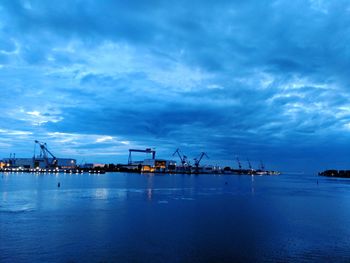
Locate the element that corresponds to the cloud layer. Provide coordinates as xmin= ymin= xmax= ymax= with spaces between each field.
xmin=1 ymin=0 xmax=350 ymax=171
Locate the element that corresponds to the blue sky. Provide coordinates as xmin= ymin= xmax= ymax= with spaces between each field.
xmin=1 ymin=0 xmax=350 ymax=172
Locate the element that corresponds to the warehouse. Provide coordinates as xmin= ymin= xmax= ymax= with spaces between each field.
xmin=141 ymin=159 xmax=177 ymax=173
xmin=3 ymin=157 xmax=76 ymax=169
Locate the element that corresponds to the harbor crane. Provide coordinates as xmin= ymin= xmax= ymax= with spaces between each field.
xmin=236 ymin=157 xmax=242 ymax=170
xmin=194 ymin=152 xmax=209 ymax=168
xmin=247 ymin=158 xmax=252 ymax=170
xmin=128 ymin=148 xmax=156 ymax=164
xmin=34 ymin=140 xmax=57 ymax=168
xmin=260 ymin=160 xmax=265 ymax=171
xmin=172 ymin=148 xmax=188 ymax=167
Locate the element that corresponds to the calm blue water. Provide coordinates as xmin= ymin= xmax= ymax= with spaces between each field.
xmin=1 ymin=172 xmax=350 ymax=262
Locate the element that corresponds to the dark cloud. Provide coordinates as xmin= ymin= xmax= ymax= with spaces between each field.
xmin=1 ymin=0 xmax=350 ymax=171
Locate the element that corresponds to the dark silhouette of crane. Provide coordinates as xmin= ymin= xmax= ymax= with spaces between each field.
xmin=260 ymin=160 xmax=265 ymax=171
xmin=128 ymin=148 xmax=156 ymax=164
xmin=172 ymin=148 xmax=188 ymax=167
xmin=236 ymin=157 xmax=242 ymax=170
xmin=247 ymin=158 xmax=252 ymax=170
xmin=194 ymin=152 xmax=209 ymax=168
xmin=193 ymin=152 xmax=209 ymax=173
xmin=34 ymin=140 xmax=57 ymax=168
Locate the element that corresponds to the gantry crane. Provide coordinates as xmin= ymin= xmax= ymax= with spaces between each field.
xmin=128 ymin=148 xmax=156 ymax=164
xmin=34 ymin=140 xmax=58 ymax=168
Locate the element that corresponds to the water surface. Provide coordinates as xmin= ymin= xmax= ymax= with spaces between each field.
xmin=1 ymin=172 xmax=350 ymax=262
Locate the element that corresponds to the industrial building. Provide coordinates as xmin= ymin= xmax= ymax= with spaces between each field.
xmin=81 ymin=163 xmax=105 ymax=169
xmin=141 ymin=159 xmax=177 ymax=172
xmin=3 ymin=157 xmax=76 ymax=169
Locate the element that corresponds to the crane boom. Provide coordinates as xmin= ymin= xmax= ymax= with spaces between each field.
xmin=194 ymin=152 xmax=209 ymax=167
xmin=172 ymin=148 xmax=188 ymax=167
xmin=247 ymin=158 xmax=252 ymax=170
xmin=172 ymin=148 xmax=183 ymax=162
xmin=34 ymin=140 xmax=57 ymax=168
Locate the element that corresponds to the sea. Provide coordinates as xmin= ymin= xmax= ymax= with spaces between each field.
xmin=1 ymin=172 xmax=350 ymax=262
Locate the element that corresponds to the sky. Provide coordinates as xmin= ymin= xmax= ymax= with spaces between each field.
xmin=1 ymin=0 xmax=350 ymax=172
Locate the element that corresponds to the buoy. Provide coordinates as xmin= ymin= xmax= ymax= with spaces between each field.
xmin=58 ymin=182 xmax=61 ymax=188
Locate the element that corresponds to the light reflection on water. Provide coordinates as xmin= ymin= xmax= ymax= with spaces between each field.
xmin=1 ymin=172 xmax=350 ymax=262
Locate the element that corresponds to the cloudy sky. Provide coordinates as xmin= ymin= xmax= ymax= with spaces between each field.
xmin=1 ymin=0 xmax=350 ymax=172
